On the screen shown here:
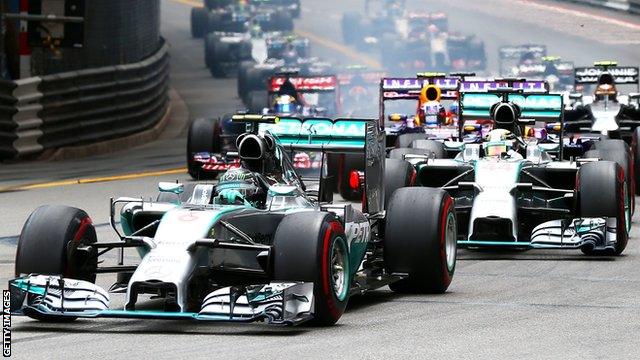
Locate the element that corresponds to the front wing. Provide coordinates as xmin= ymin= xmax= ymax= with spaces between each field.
xmin=10 ymin=275 xmax=314 ymax=326
xmin=458 ymin=218 xmax=618 ymax=252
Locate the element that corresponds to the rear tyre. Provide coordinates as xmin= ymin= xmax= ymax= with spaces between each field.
xmin=578 ymin=161 xmax=627 ymax=255
xmin=411 ymin=139 xmax=445 ymax=158
xmin=273 ymin=212 xmax=350 ymax=326
xmin=586 ymin=139 xmax=633 ymax=215
xmin=15 ymin=205 xmax=98 ymax=322
xmin=385 ymin=188 xmax=456 ymax=293
xmin=634 ymin=127 xmax=640 ymax=194
xmin=383 ymin=158 xmax=415 ymax=209
xmin=191 ymin=7 xmax=208 ymax=38
xmin=396 ymin=133 xmax=426 ymax=149
xmin=248 ymin=90 xmax=269 ymax=114
xmin=237 ymin=60 xmax=257 ymax=100
xmin=388 ymin=147 xmax=435 ymax=160
xmin=187 ymin=118 xmax=220 ymax=180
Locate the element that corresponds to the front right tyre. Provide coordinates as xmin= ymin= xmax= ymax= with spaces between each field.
xmin=273 ymin=212 xmax=350 ymax=326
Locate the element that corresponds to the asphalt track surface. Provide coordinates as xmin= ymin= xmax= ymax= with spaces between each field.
xmin=2 ymin=0 xmax=640 ymax=358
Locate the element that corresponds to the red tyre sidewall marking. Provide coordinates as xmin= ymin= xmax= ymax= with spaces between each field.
xmin=321 ymin=220 xmax=344 ymax=321
xmin=66 ymin=216 xmax=93 ymax=277
xmin=439 ymin=196 xmax=454 ymax=287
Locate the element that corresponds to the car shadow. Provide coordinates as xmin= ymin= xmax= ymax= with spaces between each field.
xmin=458 ymin=248 xmax=620 ymax=261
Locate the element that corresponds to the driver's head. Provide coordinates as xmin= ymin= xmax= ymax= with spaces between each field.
xmin=274 ymin=94 xmax=297 ymax=114
xmin=484 ymin=129 xmax=513 ymax=157
xmin=594 ymin=73 xmax=617 ymax=101
xmin=215 ymin=168 xmax=266 ymax=207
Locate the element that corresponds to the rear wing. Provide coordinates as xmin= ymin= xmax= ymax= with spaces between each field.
xmin=574 ymin=66 xmax=639 ymax=85
xmin=269 ymin=75 xmax=338 ymax=93
xmin=498 ymin=44 xmax=547 ymax=59
xmin=460 ymin=93 xmax=563 ymax=121
xmin=380 ymin=77 xmax=460 ymax=100
xmin=498 ymin=44 xmax=547 ymax=76
xmin=235 ymin=115 xmax=386 ymax=214
xmin=460 ymin=80 xmax=549 ymax=94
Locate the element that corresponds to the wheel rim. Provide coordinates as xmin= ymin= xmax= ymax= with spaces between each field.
xmin=444 ymin=212 xmax=457 ymax=272
xmin=331 ymin=238 xmax=348 ymax=301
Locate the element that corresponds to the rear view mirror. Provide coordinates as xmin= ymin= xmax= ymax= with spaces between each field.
xmin=158 ymin=182 xmax=184 ymax=194
xmin=568 ymin=93 xmax=583 ymax=100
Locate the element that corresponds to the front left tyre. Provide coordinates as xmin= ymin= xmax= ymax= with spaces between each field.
xmin=578 ymin=161 xmax=628 ymax=255
xmin=15 ymin=205 xmax=98 ymax=321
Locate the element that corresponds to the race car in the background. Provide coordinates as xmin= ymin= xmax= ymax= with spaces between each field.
xmin=187 ymin=73 xmax=341 ymax=179
xmin=380 ymin=73 xmax=549 ymax=150
xmin=380 ymin=22 xmax=486 ymax=74
xmin=192 ymin=0 xmax=298 ymax=38
xmin=11 ymin=116 xmax=456 ymax=327
xmin=248 ymin=73 xmax=341 ymax=116
xmin=564 ymin=61 xmax=640 ymax=190
xmin=498 ymin=44 xmax=547 ymax=78
xmin=236 ymin=34 xmax=335 ymax=105
xmin=507 ymin=56 xmax=575 ymax=91
xmin=195 ymin=1 xmax=298 ymax=76
xmin=338 ymin=65 xmax=386 ymax=117
xmin=390 ymin=88 xmax=631 ymax=255
xmin=341 ymin=0 xmax=408 ymax=51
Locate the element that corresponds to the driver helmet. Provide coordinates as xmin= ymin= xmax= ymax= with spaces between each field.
xmin=484 ymin=129 xmax=513 ymax=157
xmin=594 ymin=73 xmax=617 ymax=101
xmin=274 ymin=94 xmax=298 ymax=114
xmin=215 ymin=168 xmax=265 ymax=207
xmin=282 ymin=45 xmax=299 ymax=66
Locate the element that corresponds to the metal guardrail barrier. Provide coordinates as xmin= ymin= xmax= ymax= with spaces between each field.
xmin=560 ymin=0 xmax=640 ymax=14
xmin=0 ymin=42 xmax=169 ymax=160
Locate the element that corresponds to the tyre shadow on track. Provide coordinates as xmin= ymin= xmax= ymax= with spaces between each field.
xmin=13 ymin=320 xmax=309 ymax=340
xmin=457 ymin=249 xmax=620 ymax=261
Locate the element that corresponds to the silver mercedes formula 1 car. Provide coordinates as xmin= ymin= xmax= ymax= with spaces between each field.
xmin=11 ymin=115 xmax=457 ymax=327
xmin=391 ymin=86 xmax=630 ymax=255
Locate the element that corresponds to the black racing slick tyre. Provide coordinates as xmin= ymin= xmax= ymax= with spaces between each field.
xmin=396 ymin=133 xmax=426 ymax=149
xmin=187 ymin=118 xmax=220 ymax=180
xmin=388 ymin=147 xmax=434 ymax=160
xmin=248 ymin=91 xmax=269 ymax=114
xmin=273 ymin=212 xmax=350 ymax=326
xmin=383 ymin=158 xmax=415 ymax=209
xmin=411 ymin=139 xmax=445 ymax=158
xmin=634 ymin=126 xmax=640 ymax=194
xmin=191 ymin=7 xmax=208 ymax=38
xmin=15 ymin=205 xmax=98 ymax=322
xmin=586 ymin=139 xmax=633 ymax=214
xmin=385 ymin=188 xmax=457 ymax=293
xmin=578 ymin=161 xmax=628 ymax=256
